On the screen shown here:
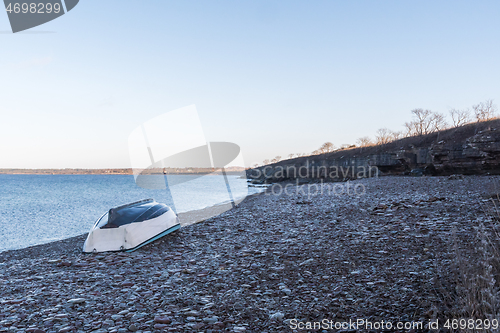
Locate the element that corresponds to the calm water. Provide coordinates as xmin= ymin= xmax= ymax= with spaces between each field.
xmin=0 ymin=174 xmax=259 ymax=252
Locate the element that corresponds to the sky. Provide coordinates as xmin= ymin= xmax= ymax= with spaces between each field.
xmin=1 ymin=0 xmax=500 ymax=168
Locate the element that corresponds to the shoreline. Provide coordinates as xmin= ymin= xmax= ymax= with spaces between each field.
xmin=0 ymin=175 xmax=497 ymax=332
xmin=0 ymin=191 xmax=265 ymax=261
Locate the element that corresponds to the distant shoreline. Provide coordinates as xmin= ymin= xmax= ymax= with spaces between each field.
xmin=0 ymin=168 xmax=246 ymax=175
xmin=0 ymin=169 xmax=133 ymax=175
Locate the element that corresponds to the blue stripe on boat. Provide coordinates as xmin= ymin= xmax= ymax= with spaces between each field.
xmin=125 ymin=224 xmax=180 ymax=252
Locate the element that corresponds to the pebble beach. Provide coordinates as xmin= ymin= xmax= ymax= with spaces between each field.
xmin=0 ymin=175 xmax=498 ymax=332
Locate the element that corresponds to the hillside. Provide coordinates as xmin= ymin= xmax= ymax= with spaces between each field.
xmin=248 ymin=119 xmax=500 ymax=183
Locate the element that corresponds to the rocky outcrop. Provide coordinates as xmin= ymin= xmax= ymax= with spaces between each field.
xmin=429 ymin=128 xmax=500 ymax=175
xmin=248 ymin=122 xmax=500 ymax=184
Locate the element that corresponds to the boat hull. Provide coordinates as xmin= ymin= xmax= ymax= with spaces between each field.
xmin=83 ymin=201 xmax=179 ymax=253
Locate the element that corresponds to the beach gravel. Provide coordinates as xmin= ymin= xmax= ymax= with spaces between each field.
xmin=0 ymin=176 xmax=498 ymax=332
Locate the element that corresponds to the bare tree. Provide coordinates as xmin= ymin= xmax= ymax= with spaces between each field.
xmin=287 ymin=153 xmax=294 ymax=159
xmin=376 ymin=128 xmax=392 ymax=145
xmin=356 ymin=136 xmax=373 ymax=147
xmin=472 ymin=99 xmax=497 ymax=122
xmin=404 ymin=121 xmax=418 ymax=137
xmin=411 ymin=109 xmax=434 ymax=135
xmin=449 ymin=108 xmax=471 ymax=127
xmin=339 ymin=144 xmax=353 ymax=150
xmin=262 ymin=159 xmax=270 ymax=165
xmin=389 ymin=130 xmax=402 ymax=141
xmin=430 ymin=112 xmax=448 ymax=132
xmin=310 ymin=142 xmax=336 ymax=156
xmin=271 ymin=156 xmax=281 ymax=163
xmin=405 ymin=109 xmax=446 ymax=136
xmin=319 ymin=142 xmax=335 ymax=154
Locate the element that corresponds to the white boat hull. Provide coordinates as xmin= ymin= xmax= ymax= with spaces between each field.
xmin=83 ymin=200 xmax=180 ymax=253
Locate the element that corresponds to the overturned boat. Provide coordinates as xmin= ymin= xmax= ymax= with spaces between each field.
xmin=83 ymin=199 xmax=180 ymax=253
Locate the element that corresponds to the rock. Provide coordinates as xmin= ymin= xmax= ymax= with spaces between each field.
xmin=153 ymin=324 xmax=168 ymax=329
xmin=154 ymin=316 xmax=171 ymax=324
xmin=128 ymin=324 xmax=138 ymax=331
xmin=102 ymin=319 xmax=114 ymax=327
xmin=47 ymin=259 xmax=61 ymax=263
xmin=203 ymin=316 xmax=219 ymax=324
xmin=67 ymin=298 xmax=86 ymax=304
xmin=57 ymin=261 xmax=72 ymax=267
xmin=121 ymin=281 xmax=134 ymax=287
xmin=299 ymin=259 xmax=314 ymax=266
xmin=410 ymin=169 xmax=424 ymax=177
xmin=91 ymin=329 xmax=108 ymax=333
xmin=269 ymin=312 xmax=285 ymax=321
xmin=131 ymin=313 xmax=146 ymax=321
xmin=183 ymin=310 xmax=200 ymax=317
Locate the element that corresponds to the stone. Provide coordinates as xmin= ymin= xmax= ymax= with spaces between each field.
xmin=269 ymin=312 xmax=285 ymax=321
xmin=183 ymin=310 xmax=200 ymax=317
xmin=154 ymin=316 xmax=171 ymax=324
xmin=67 ymin=298 xmax=86 ymax=304
xmin=153 ymin=324 xmax=168 ymax=329
xmin=57 ymin=261 xmax=72 ymax=267
xmin=202 ymin=316 xmax=219 ymax=324
xmin=299 ymin=259 xmax=314 ymax=266
xmin=102 ymin=319 xmax=114 ymax=327
xmin=121 ymin=281 xmax=134 ymax=287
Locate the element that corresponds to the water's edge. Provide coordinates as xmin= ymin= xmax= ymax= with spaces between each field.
xmin=0 ymin=191 xmax=264 ymax=258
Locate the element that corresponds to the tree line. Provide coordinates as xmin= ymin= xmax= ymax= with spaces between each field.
xmin=256 ymin=99 xmax=498 ymax=167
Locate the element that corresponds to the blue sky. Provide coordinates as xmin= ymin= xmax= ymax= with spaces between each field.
xmin=1 ymin=1 xmax=500 ymax=168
